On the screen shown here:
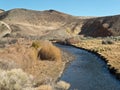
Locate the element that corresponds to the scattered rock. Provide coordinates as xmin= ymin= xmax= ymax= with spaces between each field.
xmin=56 ymin=80 xmax=70 ymax=90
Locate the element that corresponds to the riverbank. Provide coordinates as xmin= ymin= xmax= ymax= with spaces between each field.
xmin=58 ymin=43 xmax=120 ymax=90
xmin=0 ymin=39 xmax=74 ymax=89
xmin=70 ymin=38 xmax=120 ymax=79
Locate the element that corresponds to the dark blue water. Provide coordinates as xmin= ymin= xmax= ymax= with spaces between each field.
xmin=57 ymin=44 xmax=120 ymax=90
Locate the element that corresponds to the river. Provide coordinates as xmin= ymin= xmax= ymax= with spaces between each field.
xmin=57 ymin=44 xmax=120 ymax=90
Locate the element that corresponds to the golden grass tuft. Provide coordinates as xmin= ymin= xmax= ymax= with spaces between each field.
xmin=31 ymin=40 xmax=61 ymax=61
xmin=37 ymin=41 xmax=61 ymax=61
xmin=0 ymin=40 xmax=63 ymax=88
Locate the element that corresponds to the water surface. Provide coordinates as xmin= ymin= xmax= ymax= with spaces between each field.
xmin=57 ymin=44 xmax=120 ymax=90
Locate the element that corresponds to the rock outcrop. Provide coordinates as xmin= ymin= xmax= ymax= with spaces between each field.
xmin=80 ymin=15 xmax=120 ymax=37
xmin=0 ymin=21 xmax=11 ymax=38
xmin=0 ymin=8 xmax=120 ymax=39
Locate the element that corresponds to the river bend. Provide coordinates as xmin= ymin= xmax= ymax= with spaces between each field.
xmin=57 ymin=44 xmax=120 ymax=90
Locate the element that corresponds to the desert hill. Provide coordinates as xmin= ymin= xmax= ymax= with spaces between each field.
xmin=0 ymin=8 xmax=82 ymax=38
xmin=0 ymin=8 xmax=76 ymax=25
xmin=0 ymin=8 xmax=120 ymax=90
xmin=80 ymin=15 xmax=120 ymax=37
xmin=0 ymin=8 xmax=120 ymax=39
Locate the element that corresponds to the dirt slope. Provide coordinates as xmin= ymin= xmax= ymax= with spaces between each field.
xmin=80 ymin=15 xmax=120 ymax=37
xmin=0 ymin=8 xmax=120 ymax=39
xmin=0 ymin=9 xmax=76 ymax=25
xmin=0 ymin=8 xmax=82 ymax=38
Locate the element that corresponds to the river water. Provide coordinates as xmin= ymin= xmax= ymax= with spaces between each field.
xmin=57 ymin=44 xmax=120 ymax=90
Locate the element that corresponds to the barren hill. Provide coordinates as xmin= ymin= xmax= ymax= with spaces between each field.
xmin=0 ymin=8 xmax=120 ymax=39
xmin=0 ymin=8 xmax=76 ymax=25
xmin=79 ymin=15 xmax=120 ymax=37
xmin=0 ymin=8 xmax=82 ymax=38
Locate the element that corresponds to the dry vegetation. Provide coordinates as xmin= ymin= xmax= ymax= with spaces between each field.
xmin=73 ymin=37 xmax=120 ymax=78
xmin=0 ymin=68 xmax=70 ymax=90
xmin=38 ymin=44 xmax=61 ymax=61
xmin=0 ymin=39 xmax=66 ymax=89
xmin=0 ymin=69 xmax=34 ymax=90
xmin=1 ymin=8 xmax=120 ymax=89
xmin=31 ymin=40 xmax=61 ymax=61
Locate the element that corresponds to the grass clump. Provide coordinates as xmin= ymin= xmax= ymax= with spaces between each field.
xmin=38 ymin=41 xmax=61 ymax=61
xmin=31 ymin=40 xmax=62 ymax=61
xmin=0 ymin=69 xmax=34 ymax=90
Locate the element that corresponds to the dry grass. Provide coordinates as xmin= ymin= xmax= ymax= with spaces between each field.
xmin=74 ymin=38 xmax=120 ymax=74
xmin=38 ymin=43 xmax=61 ymax=61
xmin=32 ymin=40 xmax=61 ymax=61
xmin=0 ymin=40 xmax=63 ymax=87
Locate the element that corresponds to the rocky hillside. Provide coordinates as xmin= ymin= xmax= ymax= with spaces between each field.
xmin=0 ymin=21 xmax=11 ymax=38
xmin=79 ymin=15 xmax=120 ymax=37
xmin=0 ymin=8 xmax=84 ymax=38
xmin=0 ymin=8 xmax=76 ymax=25
xmin=0 ymin=8 xmax=120 ymax=39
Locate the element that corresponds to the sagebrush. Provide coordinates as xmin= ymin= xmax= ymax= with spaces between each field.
xmin=0 ymin=69 xmax=34 ymax=90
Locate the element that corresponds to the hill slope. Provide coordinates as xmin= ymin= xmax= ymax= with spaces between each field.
xmin=0 ymin=9 xmax=75 ymax=25
xmin=0 ymin=8 xmax=82 ymax=38
xmin=0 ymin=8 xmax=120 ymax=39
xmin=80 ymin=15 xmax=120 ymax=37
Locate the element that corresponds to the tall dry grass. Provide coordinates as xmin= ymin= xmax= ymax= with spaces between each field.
xmin=32 ymin=40 xmax=61 ymax=61
xmin=38 ymin=43 xmax=61 ymax=61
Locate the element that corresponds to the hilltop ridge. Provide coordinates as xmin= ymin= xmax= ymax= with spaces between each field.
xmin=80 ymin=15 xmax=120 ymax=37
xmin=0 ymin=8 xmax=120 ymax=39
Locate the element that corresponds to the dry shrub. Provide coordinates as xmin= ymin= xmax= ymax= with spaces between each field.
xmin=31 ymin=40 xmax=51 ymax=49
xmin=37 ymin=41 xmax=61 ymax=61
xmin=31 ymin=40 xmax=61 ymax=61
xmin=0 ymin=69 xmax=34 ymax=90
xmin=0 ymin=59 xmax=19 ymax=70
